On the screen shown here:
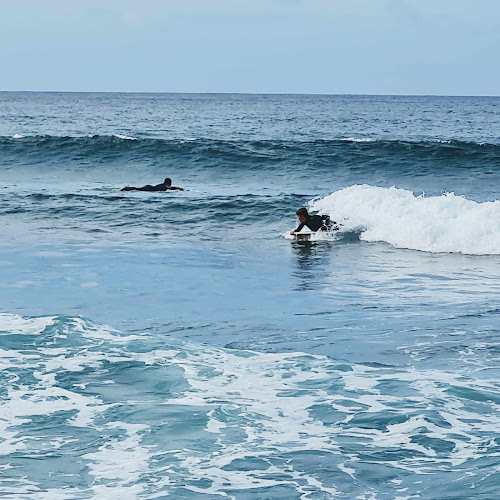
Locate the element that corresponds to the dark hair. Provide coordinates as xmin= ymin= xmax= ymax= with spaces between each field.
xmin=164 ymin=178 xmax=172 ymax=186
xmin=296 ymin=207 xmax=309 ymax=217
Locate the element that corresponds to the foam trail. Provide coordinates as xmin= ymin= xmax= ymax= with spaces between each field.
xmin=310 ymin=185 xmax=500 ymax=255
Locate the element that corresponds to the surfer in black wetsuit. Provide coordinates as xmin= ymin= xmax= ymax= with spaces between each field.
xmin=120 ymin=178 xmax=184 ymax=192
xmin=290 ymin=207 xmax=335 ymax=235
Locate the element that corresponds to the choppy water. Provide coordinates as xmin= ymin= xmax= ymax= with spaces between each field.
xmin=0 ymin=92 xmax=499 ymax=499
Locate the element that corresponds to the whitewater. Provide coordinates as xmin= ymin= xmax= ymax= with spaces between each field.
xmin=0 ymin=92 xmax=499 ymax=499
xmin=310 ymin=185 xmax=500 ymax=255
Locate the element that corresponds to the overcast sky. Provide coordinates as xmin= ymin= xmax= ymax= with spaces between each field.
xmin=1 ymin=0 xmax=499 ymax=95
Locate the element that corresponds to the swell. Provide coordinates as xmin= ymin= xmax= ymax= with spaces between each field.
xmin=0 ymin=192 xmax=307 ymax=238
xmin=1 ymin=135 xmax=499 ymax=172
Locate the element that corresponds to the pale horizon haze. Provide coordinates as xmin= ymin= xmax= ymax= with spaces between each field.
xmin=1 ymin=0 xmax=499 ymax=96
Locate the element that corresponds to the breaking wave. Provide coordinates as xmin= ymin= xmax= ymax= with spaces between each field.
xmin=0 ymin=313 xmax=499 ymax=498
xmin=310 ymin=185 xmax=500 ymax=255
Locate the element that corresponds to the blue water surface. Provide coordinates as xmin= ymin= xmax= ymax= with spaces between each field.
xmin=0 ymin=93 xmax=499 ymax=499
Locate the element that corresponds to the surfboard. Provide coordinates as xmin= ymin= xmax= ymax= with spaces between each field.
xmin=292 ymin=225 xmax=340 ymax=241
xmin=293 ymin=229 xmax=313 ymax=241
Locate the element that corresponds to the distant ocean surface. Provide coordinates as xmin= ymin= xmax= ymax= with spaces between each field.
xmin=0 ymin=93 xmax=499 ymax=499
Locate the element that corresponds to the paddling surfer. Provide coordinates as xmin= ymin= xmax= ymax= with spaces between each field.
xmin=121 ymin=178 xmax=184 ymax=192
xmin=290 ymin=207 xmax=335 ymax=235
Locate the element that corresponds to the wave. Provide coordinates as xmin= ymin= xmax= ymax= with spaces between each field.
xmin=1 ymin=313 xmax=498 ymax=497
xmin=1 ymin=135 xmax=498 ymax=177
xmin=309 ymin=185 xmax=500 ymax=255
xmin=2 ymin=133 xmax=498 ymax=144
xmin=1 ymin=134 xmax=499 ymax=151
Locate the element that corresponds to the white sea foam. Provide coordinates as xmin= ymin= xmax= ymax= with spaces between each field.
xmin=309 ymin=185 xmax=500 ymax=255
xmin=168 ymin=345 xmax=500 ymax=494
xmin=0 ymin=313 xmax=56 ymax=336
xmin=11 ymin=133 xmax=25 ymax=139
xmin=83 ymin=422 xmax=151 ymax=495
xmin=341 ymin=137 xmax=375 ymax=142
xmin=1 ymin=313 xmax=498 ymax=498
xmin=0 ymin=314 xmax=152 ymax=498
xmin=113 ymin=133 xmax=137 ymax=141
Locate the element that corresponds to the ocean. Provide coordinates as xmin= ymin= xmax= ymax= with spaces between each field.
xmin=0 ymin=92 xmax=499 ymax=499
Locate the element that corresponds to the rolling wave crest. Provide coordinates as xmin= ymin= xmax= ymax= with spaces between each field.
xmin=310 ymin=185 xmax=500 ymax=255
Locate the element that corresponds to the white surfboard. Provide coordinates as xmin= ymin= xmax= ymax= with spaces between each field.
xmin=292 ymin=225 xmax=340 ymax=241
xmin=293 ymin=228 xmax=313 ymax=241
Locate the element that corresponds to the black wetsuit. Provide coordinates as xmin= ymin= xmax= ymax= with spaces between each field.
xmin=121 ymin=183 xmax=183 ymax=192
xmin=295 ymin=215 xmax=333 ymax=232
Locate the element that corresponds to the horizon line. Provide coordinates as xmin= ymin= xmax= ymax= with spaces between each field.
xmin=0 ymin=90 xmax=499 ymax=98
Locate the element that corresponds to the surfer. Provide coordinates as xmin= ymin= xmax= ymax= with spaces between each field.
xmin=120 ymin=178 xmax=184 ymax=192
xmin=290 ymin=207 xmax=335 ymax=235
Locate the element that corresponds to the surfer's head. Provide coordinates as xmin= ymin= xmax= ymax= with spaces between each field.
xmin=164 ymin=178 xmax=172 ymax=187
xmin=296 ymin=207 xmax=308 ymax=223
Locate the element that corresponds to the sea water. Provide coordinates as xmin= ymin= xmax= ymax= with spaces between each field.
xmin=0 ymin=92 xmax=499 ymax=499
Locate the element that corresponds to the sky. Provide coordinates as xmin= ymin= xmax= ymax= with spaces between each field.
xmin=1 ymin=0 xmax=499 ymax=95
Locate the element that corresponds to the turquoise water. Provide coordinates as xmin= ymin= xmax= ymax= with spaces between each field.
xmin=0 ymin=93 xmax=499 ymax=499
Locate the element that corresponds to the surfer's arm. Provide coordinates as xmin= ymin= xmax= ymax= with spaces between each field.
xmin=291 ymin=222 xmax=305 ymax=235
